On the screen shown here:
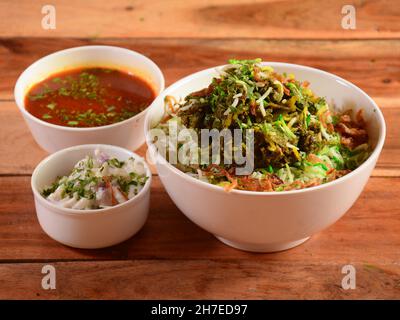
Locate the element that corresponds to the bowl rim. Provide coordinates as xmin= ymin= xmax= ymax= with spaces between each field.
xmin=145 ymin=61 xmax=386 ymax=196
xmin=31 ymin=144 xmax=152 ymax=216
xmin=14 ymin=45 xmax=165 ymax=132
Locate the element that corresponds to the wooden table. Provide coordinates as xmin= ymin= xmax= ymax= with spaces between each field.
xmin=0 ymin=0 xmax=399 ymax=299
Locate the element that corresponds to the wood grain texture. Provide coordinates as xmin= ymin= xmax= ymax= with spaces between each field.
xmin=0 ymin=2 xmax=399 ymax=299
xmin=0 ymin=176 xmax=399 ymax=264
xmin=0 ymin=38 xmax=399 ymax=175
xmin=0 ymin=260 xmax=399 ymax=299
xmin=0 ymin=0 xmax=399 ymax=39
xmin=1 ymin=38 xmax=400 ymax=100
xmin=0 ymin=103 xmax=151 ymax=174
xmin=1 ymin=100 xmax=397 ymax=176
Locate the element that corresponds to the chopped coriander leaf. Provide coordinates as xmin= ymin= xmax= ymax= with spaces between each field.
xmin=29 ymin=93 xmax=46 ymax=101
xmin=46 ymin=102 xmax=57 ymax=110
xmin=86 ymin=92 xmax=97 ymax=99
xmin=58 ymin=87 xmax=70 ymax=96
xmin=107 ymin=158 xmax=125 ymax=168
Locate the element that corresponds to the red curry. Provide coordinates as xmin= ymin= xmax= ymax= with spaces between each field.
xmin=25 ymin=67 xmax=156 ymax=127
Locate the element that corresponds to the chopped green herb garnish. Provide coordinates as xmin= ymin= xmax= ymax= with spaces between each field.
xmin=46 ymin=102 xmax=57 ymax=110
xmin=154 ymin=59 xmax=371 ymax=192
xmin=58 ymin=87 xmax=70 ymax=96
xmin=40 ymin=151 xmax=148 ymax=209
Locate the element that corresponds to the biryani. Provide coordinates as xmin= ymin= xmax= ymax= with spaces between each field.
xmin=154 ymin=59 xmax=370 ymax=192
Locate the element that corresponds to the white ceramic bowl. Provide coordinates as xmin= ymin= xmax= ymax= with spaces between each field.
xmin=31 ymin=144 xmax=152 ymax=249
xmin=15 ymin=46 xmax=165 ymax=153
xmin=145 ymin=62 xmax=386 ymax=252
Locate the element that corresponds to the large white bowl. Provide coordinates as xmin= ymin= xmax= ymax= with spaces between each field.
xmin=31 ymin=144 xmax=152 ymax=249
xmin=15 ymin=46 xmax=165 ymax=153
xmin=145 ymin=62 xmax=386 ymax=252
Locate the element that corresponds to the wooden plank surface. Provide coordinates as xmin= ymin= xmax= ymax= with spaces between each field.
xmin=0 ymin=1 xmax=399 ymax=300
xmin=0 ymin=176 xmax=399 ymax=263
xmin=1 ymin=100 xmax=398 ymax=176
xmin=0 ymin=0 xmax=399 ymax=39
xmin=0 ymin=174 xmax=399 ymax=299
xmin=1 ymin=38 xmax=399 ymax=175
xmin=1 ymin=38 xmax=400 ymax=100
xmin=0 ymin=260 xmax=399 ymax=299
xmin=0 ymin=100 xmax=152 ymax=175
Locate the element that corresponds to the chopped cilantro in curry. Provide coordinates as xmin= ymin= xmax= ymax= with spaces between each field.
xmin=25 ymin=67 xmax=156 ymax=127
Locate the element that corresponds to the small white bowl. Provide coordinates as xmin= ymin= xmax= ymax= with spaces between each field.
xmin=31 ymin=144 xmax=152 ymax=249
xmin=15 ymin=46 xmax=165 ymax=153
xmin=145 ymin=62 xmax=386 ymax=253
